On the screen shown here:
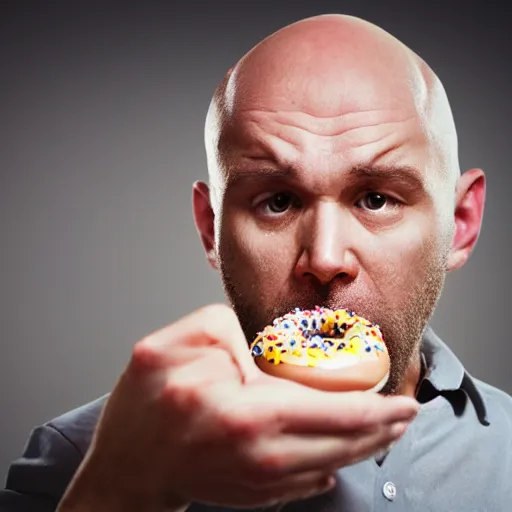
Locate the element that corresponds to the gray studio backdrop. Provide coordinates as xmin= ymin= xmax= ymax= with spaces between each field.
xmin=1 ymin=1 xmax=511 ymax=484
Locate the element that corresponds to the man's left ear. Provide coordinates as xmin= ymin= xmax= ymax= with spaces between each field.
xmin=446 ymin=168 xmax=486 ymax=272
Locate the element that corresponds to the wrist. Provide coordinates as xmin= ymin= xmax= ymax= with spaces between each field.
xmin=57 ymin=454 xmax=189 ymax=512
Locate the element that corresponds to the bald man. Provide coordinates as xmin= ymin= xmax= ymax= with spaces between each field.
xmin=2 ymin=14 xmax=511 ymax=512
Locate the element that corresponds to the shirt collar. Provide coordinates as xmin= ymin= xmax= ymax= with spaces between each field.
xmin=417 ymin=325 xmax=490 ymax=426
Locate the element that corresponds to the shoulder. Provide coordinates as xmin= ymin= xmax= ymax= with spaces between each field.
xmin=473 ymin=377 xmax=512 ymax=425
xmin=1 ymin=394 xmax=109 ymax=510
xmin=47 ymin=393 xmax=110 ymax=456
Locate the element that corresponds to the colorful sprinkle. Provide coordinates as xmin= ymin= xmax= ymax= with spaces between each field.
xmin=249 ymin=306 xmax=386 ymax=368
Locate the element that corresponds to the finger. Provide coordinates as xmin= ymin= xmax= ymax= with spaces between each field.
xmin=198 ymin=472 xmax=335 ymax=509
xmin=251 ymin=468 xmax=335 ymax=492
xmin=246 ymin=380 xmax=419 ymax=434
xmin=251 ymin=422 xmax=408 ymax=477
xmin=274 ymin=475 xmax=336 ymax=506
xmin=134 ymin=304 xmax=260 ymax=382
xmin=160 ymin=348 xmax=243 ymax=407
xmin=265 ymin=383 xmax=419 ymax=434
xmin=253 ymin=473 xmax=335 ymax=507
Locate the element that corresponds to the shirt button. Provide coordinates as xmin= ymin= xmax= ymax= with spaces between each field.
xmin=382 ymin=481 xmax=397 ymax=501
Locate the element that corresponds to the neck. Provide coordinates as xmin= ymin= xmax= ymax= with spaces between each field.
xmin=399 ymin=346 xmax=423 ymax=398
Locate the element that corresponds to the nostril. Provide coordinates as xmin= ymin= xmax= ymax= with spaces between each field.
xmin=303 ymin=271 xmax=350 ymax=285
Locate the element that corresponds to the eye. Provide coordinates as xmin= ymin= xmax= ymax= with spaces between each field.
xmin=264 ymin=192 xmax=296 ymax=214
xmin=357 ymin=192 xmax=393 ymax=211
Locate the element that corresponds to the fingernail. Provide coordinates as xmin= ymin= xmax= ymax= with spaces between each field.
xmin=326 ymin=475 xmax=336 ymax=488
xmin=391 ymin=397 xmax=420 ymax=417
xmin=392 ymin=396 xmax=420 ymax=408
xmin=374 ymin=439 xmax=397 ymax=460
xmin=318 ymin=476 xmax=336 ymax=495
xmin=390 ymin=421 xmax=408 ymax=438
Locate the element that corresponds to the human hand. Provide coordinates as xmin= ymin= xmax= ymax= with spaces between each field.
xmin=58 ymin=304 xmax=418 ymax=511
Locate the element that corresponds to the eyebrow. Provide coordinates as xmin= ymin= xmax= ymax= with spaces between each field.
xmin=225 ymin=166 xmax=296 ymax=188
xmin=346 ymin=164 xmax=425 ymax=188
xmin=225 ymin=164 xmax=425 ymax=190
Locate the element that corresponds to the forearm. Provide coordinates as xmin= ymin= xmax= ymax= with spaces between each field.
xmin=57 ymin=496 xmax=188 ymax=512
xmin=57 ymin=487 xmax=189 ymax=512
xmin=56 ymin=458 xmax=189 ymax=512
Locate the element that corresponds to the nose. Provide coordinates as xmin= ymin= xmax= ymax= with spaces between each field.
xmin=295 ymin=201 xmax=359 ymax=286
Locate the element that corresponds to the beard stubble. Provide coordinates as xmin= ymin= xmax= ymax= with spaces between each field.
xmin=218 ymin=236 xmax=448 ymax=396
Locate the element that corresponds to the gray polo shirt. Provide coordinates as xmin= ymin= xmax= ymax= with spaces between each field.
xmin=2 ymin=326 xmax=512 ymax=511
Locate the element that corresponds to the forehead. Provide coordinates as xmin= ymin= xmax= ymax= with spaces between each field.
xmin=206 ymin=31 xmax=457 ymax=193
xmin=217 ymin=78 xmax=431 ymax=185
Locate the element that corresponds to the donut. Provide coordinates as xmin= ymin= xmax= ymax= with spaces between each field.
xmin=249 ymin=306 xmax=390 ymax=392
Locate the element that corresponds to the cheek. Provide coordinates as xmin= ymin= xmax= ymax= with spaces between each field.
xmin=361 ymin=216 xmax=440 ymax=293
xmin=220 ymin=216 xmax=296 ymax=286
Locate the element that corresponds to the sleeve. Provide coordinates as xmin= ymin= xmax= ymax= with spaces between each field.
xmin=0 ymin=424 xmax=83 ymax=512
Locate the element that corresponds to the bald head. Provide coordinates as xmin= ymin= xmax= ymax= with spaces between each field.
xmin=205 ymin=14 xmax=459 ymax=202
